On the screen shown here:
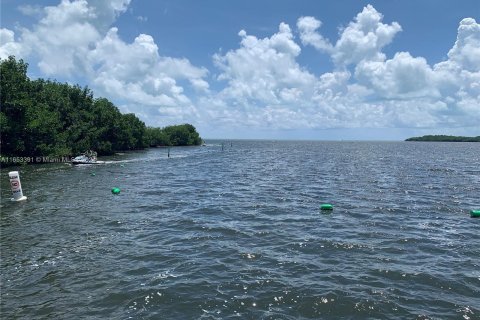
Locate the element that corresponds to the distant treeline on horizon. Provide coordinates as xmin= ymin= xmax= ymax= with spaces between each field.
xmin=406 ymin=135 xmax=480 ymax=142
xmin=0 ymin=56 xmax=203 ymax=159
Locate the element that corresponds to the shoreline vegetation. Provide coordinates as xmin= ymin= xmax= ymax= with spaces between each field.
xmin=0 ymin=56 xmax=203 ymax=163
xmin=405 ymin=135 xmax=480 ymax=142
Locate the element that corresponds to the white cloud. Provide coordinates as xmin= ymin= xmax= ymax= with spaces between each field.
xmin=0 ymin=29 xmax=25 ymax=59
xmin=429 ymin=18 xmax=480 ymax=126
xmin=19 ymin=0 xmax=100 ymax=75
xmin=298 ymin=5 xmax=402 ymax=66
xmin=315 ymin=71 xmax=350 ymax=97
xmin=355 ymin=52 xmax=438 ymax=99
xmin=1 ymin=2 xmax=478 ymax=136
xmin=157 ymin=57 xmax=209 ymax=92
xmin=88 ymin=0 xmax=131 ymax=31
xmin=208 ymin=10 xmax=479 ymax=132
xmin=294 ymin=8 xmax=478 ymax=131
xmin=297 ymin=16 xmax=332 ymax=52
xmin=213 ymin=23 xmax=315 ymax=106
xmin=88 ymin=28 xmax=207 ymax=110
xmin=447 ymin=18 xmax=480 ymax=72
xmin=0 ymin=0 xmax=208 ymax=126
xmin=331 ymin=4 xmax=402 ymax=66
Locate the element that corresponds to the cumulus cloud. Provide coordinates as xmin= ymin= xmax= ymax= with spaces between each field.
xmin=299 ymin=5 xmax=402 ymax=66
xmin=18 ymin=0 xmax=100 ymax=75
xmin=355 ymin=52 xmax=438 ymax=99
xmin=0 ymin=0 xmax=208 ymax=127
xmin=297 ymin=16 xmax=332 ymax=52
xmin=87 ymin=0 xmax=131 ymax=31
xmin=88 ymin=28 xmax=207 ymax=108
xmin=429 ymin=18 xmax=480 ymax=127
xmin=1 ymin=1 xmax=478 ymax=134
xmin=333 ymin=5 xmax=402 ymax=66
xmin=0 ymin=29 xmax=25 ymax=59
xmin=213 ymin=23 xmax=315 ymax=107
xmin=208 ymin=8 xmax=479 ymax=131
xmin=447 ymin=18 xmax=480 ymax=72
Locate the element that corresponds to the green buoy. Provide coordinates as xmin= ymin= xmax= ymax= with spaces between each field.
xmin=91 ymin=172 xmax=96 ymax=176
xmin=471 ymin=210 xmax=480 ymax=218
xmin=320 ymin=204 xmax=334 ymax=211
xmin=111 ymin=187 xmax=121 ymax=195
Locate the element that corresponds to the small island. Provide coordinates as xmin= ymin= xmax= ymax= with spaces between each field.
xmin=405 ymin=135 xmax=480 ymax=142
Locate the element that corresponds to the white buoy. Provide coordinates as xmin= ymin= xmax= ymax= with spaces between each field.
xmin=8 ymin=171 xmax=27 ymax=201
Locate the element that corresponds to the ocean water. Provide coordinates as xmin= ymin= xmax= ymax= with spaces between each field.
xmin=1 ymin=141 xmax=479 ymax=319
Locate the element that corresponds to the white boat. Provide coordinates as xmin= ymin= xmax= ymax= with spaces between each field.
xmin=71 ymin=151 xmax=103 ymax=165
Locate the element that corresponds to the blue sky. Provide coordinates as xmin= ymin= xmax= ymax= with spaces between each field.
xmin=1 ymin=0 xmax=479 ymax=140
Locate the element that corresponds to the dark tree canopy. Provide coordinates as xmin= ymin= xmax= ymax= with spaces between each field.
xmin=0 ymin=56 xmax=203 ymax=160
xmin=406 ymin=135 xmax=480 ymax=142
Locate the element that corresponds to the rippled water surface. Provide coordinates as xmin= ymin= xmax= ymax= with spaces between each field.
xmin=1 ymin=141 xmax=479 ymax=319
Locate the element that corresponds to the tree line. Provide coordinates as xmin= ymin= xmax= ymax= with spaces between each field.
xmin=0 ymin=56 xmax=203 ymax=159
xmin=405 ymin=135 xmax=480 ymax=142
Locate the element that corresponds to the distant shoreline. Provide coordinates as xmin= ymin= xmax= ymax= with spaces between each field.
xmin=405 ymin=135 xmax=480 ymax=142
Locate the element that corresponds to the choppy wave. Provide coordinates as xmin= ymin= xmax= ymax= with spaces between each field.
xmin=1 ymin=141 xmax=479 ymax=319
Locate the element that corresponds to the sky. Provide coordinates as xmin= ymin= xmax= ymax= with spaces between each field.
xmin=1 ymin=0 xmax=479 ymax=140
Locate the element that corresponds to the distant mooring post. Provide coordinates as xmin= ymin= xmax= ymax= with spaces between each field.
xmin=8 ymin=171 xmax=27 ymax=201
xmin=221 ymin=143 xmax=224 ymax=151
xmin=167 ymin=147 xmax=170 ymax=158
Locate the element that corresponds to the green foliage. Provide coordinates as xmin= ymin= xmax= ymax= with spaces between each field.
xmin=0 ymin=56 xmax=202 ymax=160
xmin=145 ymin=124 xmax=203 ymax=147
xmin=406 ymin=135 xmax=480 ymax=142
xmin=1 ymin=56 xmax=30 ymax=155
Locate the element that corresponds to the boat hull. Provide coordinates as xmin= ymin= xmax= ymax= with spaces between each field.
xmin=71 ymin=160 xmax=104 ymax=165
